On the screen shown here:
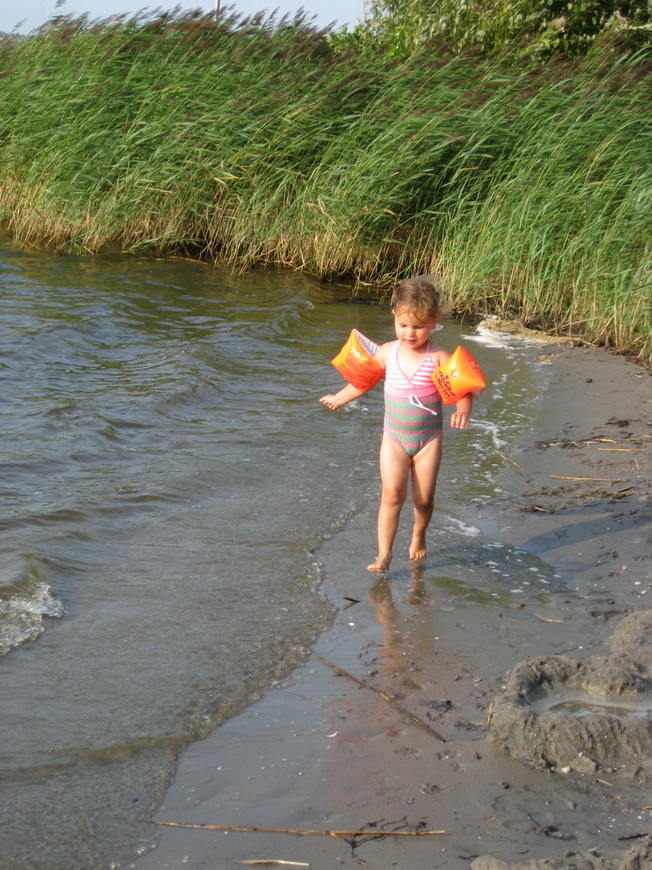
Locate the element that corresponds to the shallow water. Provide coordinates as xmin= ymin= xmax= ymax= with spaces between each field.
xmin=0 ymin=239 xmax=564 ymax=868
xmin=533 ymin=692 xmax=652 ymax=718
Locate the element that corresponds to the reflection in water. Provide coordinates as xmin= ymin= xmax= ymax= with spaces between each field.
xmin=369 ymin=575 xmax=406 ymax=677
xmin=368 ymin=564 xmax=434 ymax=682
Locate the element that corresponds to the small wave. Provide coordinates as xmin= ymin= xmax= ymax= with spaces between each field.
xmin=441 ymin=516 xmax=482 ymax=537
xmin=0 ymin=568 xmax=64 ymax=655
xmin=463 ymin=328 xmax=519 ymax=349
xmin=471 ymin=418 xmax=508 ymax=449
xmin=464 ymin=323 xmax=552 ymax=349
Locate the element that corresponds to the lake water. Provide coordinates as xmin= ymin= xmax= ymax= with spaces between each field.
xmin=0 ymin=238 xmax=562 ymax=868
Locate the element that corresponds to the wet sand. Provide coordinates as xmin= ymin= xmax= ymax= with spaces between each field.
xmin=131 ymin=339 xmax=651 ymax=870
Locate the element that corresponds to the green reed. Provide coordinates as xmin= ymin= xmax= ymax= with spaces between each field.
xmin=0 ymin=13 xmax=650 ymax=361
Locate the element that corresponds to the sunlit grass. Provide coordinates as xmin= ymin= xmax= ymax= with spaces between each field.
xmin=0 ymin=13 xmax=650 ymax=361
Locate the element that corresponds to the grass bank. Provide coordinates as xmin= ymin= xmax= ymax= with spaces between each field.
xmin=0 ymin=12 xmax=650 ymax=362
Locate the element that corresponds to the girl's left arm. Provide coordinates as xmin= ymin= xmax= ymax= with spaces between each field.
xmin=451 ymin=393 xmax=472 ymax=429
xmin=431 ymin=347 xmax=472 ymax=429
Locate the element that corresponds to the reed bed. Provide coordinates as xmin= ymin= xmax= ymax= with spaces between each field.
xmin=0 ymin=12 xmax=650 ymax=361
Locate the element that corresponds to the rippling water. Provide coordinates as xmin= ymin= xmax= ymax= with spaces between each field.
xmin=0 ymin=239 xmax=560 ymax=868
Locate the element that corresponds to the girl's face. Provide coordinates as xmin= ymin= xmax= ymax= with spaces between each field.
xmin=393 ymin=306 xmax=437 ymax=350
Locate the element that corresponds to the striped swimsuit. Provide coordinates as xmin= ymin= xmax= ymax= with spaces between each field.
xmin=384 ymin=341 xmax=442 ymax=457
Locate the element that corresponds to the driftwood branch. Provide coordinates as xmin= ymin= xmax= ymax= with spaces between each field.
xmin=549 ymin=475 xmax=621 ymax=483
xmin=497 ymin=450 xmax=525 ymax=471
xmin=313 ymin=655 xmax=446 ymax=743
xmin=156 ymin=821 xmax=446 ymax=836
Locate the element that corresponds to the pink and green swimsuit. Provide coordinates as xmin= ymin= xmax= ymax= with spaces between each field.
xmin=383 ymin=341 xmax=442 ymax=457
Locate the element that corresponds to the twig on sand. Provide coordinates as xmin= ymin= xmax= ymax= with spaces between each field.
xmin=497 ymin=451 xmax=525 ymax=472
xmin=313 ymin=655 xmax=446 ymax=743
xmin=549 ymin=475 xmax=621 ymax=483
xmin=156 ymin=821 xmax=446 ymax=836
xmin=236 ymin=862 xmax=310 ymax=867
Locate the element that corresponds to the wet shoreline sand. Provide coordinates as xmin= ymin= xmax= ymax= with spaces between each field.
xmin=132 ymin=339 xmax=651 ymax=870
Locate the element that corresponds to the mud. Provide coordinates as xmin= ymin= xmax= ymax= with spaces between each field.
xmin=491 ymin=610 xmax=652 ymax=778
xmin=472 ymin=834 xmax=652 ymax=870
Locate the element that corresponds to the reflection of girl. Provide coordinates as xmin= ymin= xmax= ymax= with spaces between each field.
xmin=320 ymin=276 xmax=472 ymax=573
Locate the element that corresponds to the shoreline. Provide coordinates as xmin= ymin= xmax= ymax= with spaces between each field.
xmin=131 ymin=340 xmax=651 ymax=870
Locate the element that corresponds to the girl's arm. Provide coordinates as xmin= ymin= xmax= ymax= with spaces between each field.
xmin=320 ymin=341 xmax=391 ymax=411
xmin=450 ymin=393 xmax=472 ymax=429
xmin=430 ymin=346 xmax=473 ymax=429
xmin=320 ymin=382 xmax=368 ymax=410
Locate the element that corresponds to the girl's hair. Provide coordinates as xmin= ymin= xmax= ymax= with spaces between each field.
xmin=391 ymin=275 xmax=440 ymax=323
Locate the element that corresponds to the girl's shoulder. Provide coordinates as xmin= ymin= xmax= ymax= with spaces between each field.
xmin=429 ymin=343 xmax=451 ymax=368
xmin=375 ymin=339 xmax=399 ymax=365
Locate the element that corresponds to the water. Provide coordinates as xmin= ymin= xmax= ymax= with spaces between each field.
xmin=533 ymin=692 xmax=652 ymax=719
xmin=0 ymin=239 xmax=563 ymax=868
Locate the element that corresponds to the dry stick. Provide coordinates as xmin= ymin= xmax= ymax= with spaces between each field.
xmin=237 ymin=862 xmax=309 ymax=867
xmin=313 ymin=655 xmax=446 ymax=743
xmin=156 ymin=822 xmax=446 ymax=836
xmin=497 ymin=450 xmax=525 ymax=471
xmin=549 ymin=475 xmax=621 ymax=483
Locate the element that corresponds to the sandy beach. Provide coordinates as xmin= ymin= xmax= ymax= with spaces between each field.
xmin=131 ymin=337 xmax=651 ymax=870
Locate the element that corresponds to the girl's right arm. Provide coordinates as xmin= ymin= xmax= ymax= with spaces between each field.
xmin=320 ymin=383 xmax=368 ymax=411
xmin=320 ymin=339 xmax=391 ymax=411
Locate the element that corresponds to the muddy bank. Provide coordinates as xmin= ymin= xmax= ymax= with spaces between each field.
xmin=132 ymin=339 xmax=651 ymax=870
xmin=472 ymin=834 xmax=652 ymax=870
xmin=491 ymin=610 xmax=652 ymax=779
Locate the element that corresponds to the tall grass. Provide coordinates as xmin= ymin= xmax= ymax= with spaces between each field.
xmin=0 ymin=13 xmax=650 ymax=362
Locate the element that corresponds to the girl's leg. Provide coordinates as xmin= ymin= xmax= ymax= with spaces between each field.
xmin=409 ymin=435 xmax=443 ymax=561
xmin=368 ymin=434 xmax=411 ymax=572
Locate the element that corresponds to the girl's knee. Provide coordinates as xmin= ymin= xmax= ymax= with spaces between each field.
xmin=381 ymin=485 xmax=407 ymax=508
xmin=413 ymin=494 xmax=434 ymax=512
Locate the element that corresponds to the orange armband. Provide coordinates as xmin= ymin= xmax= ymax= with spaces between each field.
xmin=331 ymin=329 xmax=384 ymax=392
xmin=432 ymin=345 xmax=486 ymax=405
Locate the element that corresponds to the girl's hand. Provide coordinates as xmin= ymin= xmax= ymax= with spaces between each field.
xmin=450 ymin=410 xmax=470 ymax=429
xmin=320 ymin=394 xmax=343 ymax=411
xmin=451 ymin=393 xmax=472 ymax=428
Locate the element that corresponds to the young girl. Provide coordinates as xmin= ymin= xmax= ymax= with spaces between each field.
xmin=320 ymin=276 xmax=472 ymax=573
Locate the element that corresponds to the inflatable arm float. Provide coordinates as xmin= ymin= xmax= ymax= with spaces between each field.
xmin=331 ymin=329 xmax=384 ymax=392
xmin=431 ymin=345 xmax=486 ymax=405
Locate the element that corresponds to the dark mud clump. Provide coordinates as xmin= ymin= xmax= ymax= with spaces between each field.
xmin=472 ymin=834 xmax=652 ymax=870
xmin=490 ymin=610 xmax=652 ymax=778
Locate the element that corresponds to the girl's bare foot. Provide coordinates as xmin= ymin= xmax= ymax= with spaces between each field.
xmin=367 ymin=552 xmax=391 ymax=573
xmin=409 ymin=532 xmax=427 ymax=561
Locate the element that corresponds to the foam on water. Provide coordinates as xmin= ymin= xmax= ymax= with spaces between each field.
xmin=464 ymin=324 xmax=550 ymax=349
xmin=0 ymin=555 xmax=64 ymax=655
xmin=0 ymin=581 xmax=64 ymax=654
